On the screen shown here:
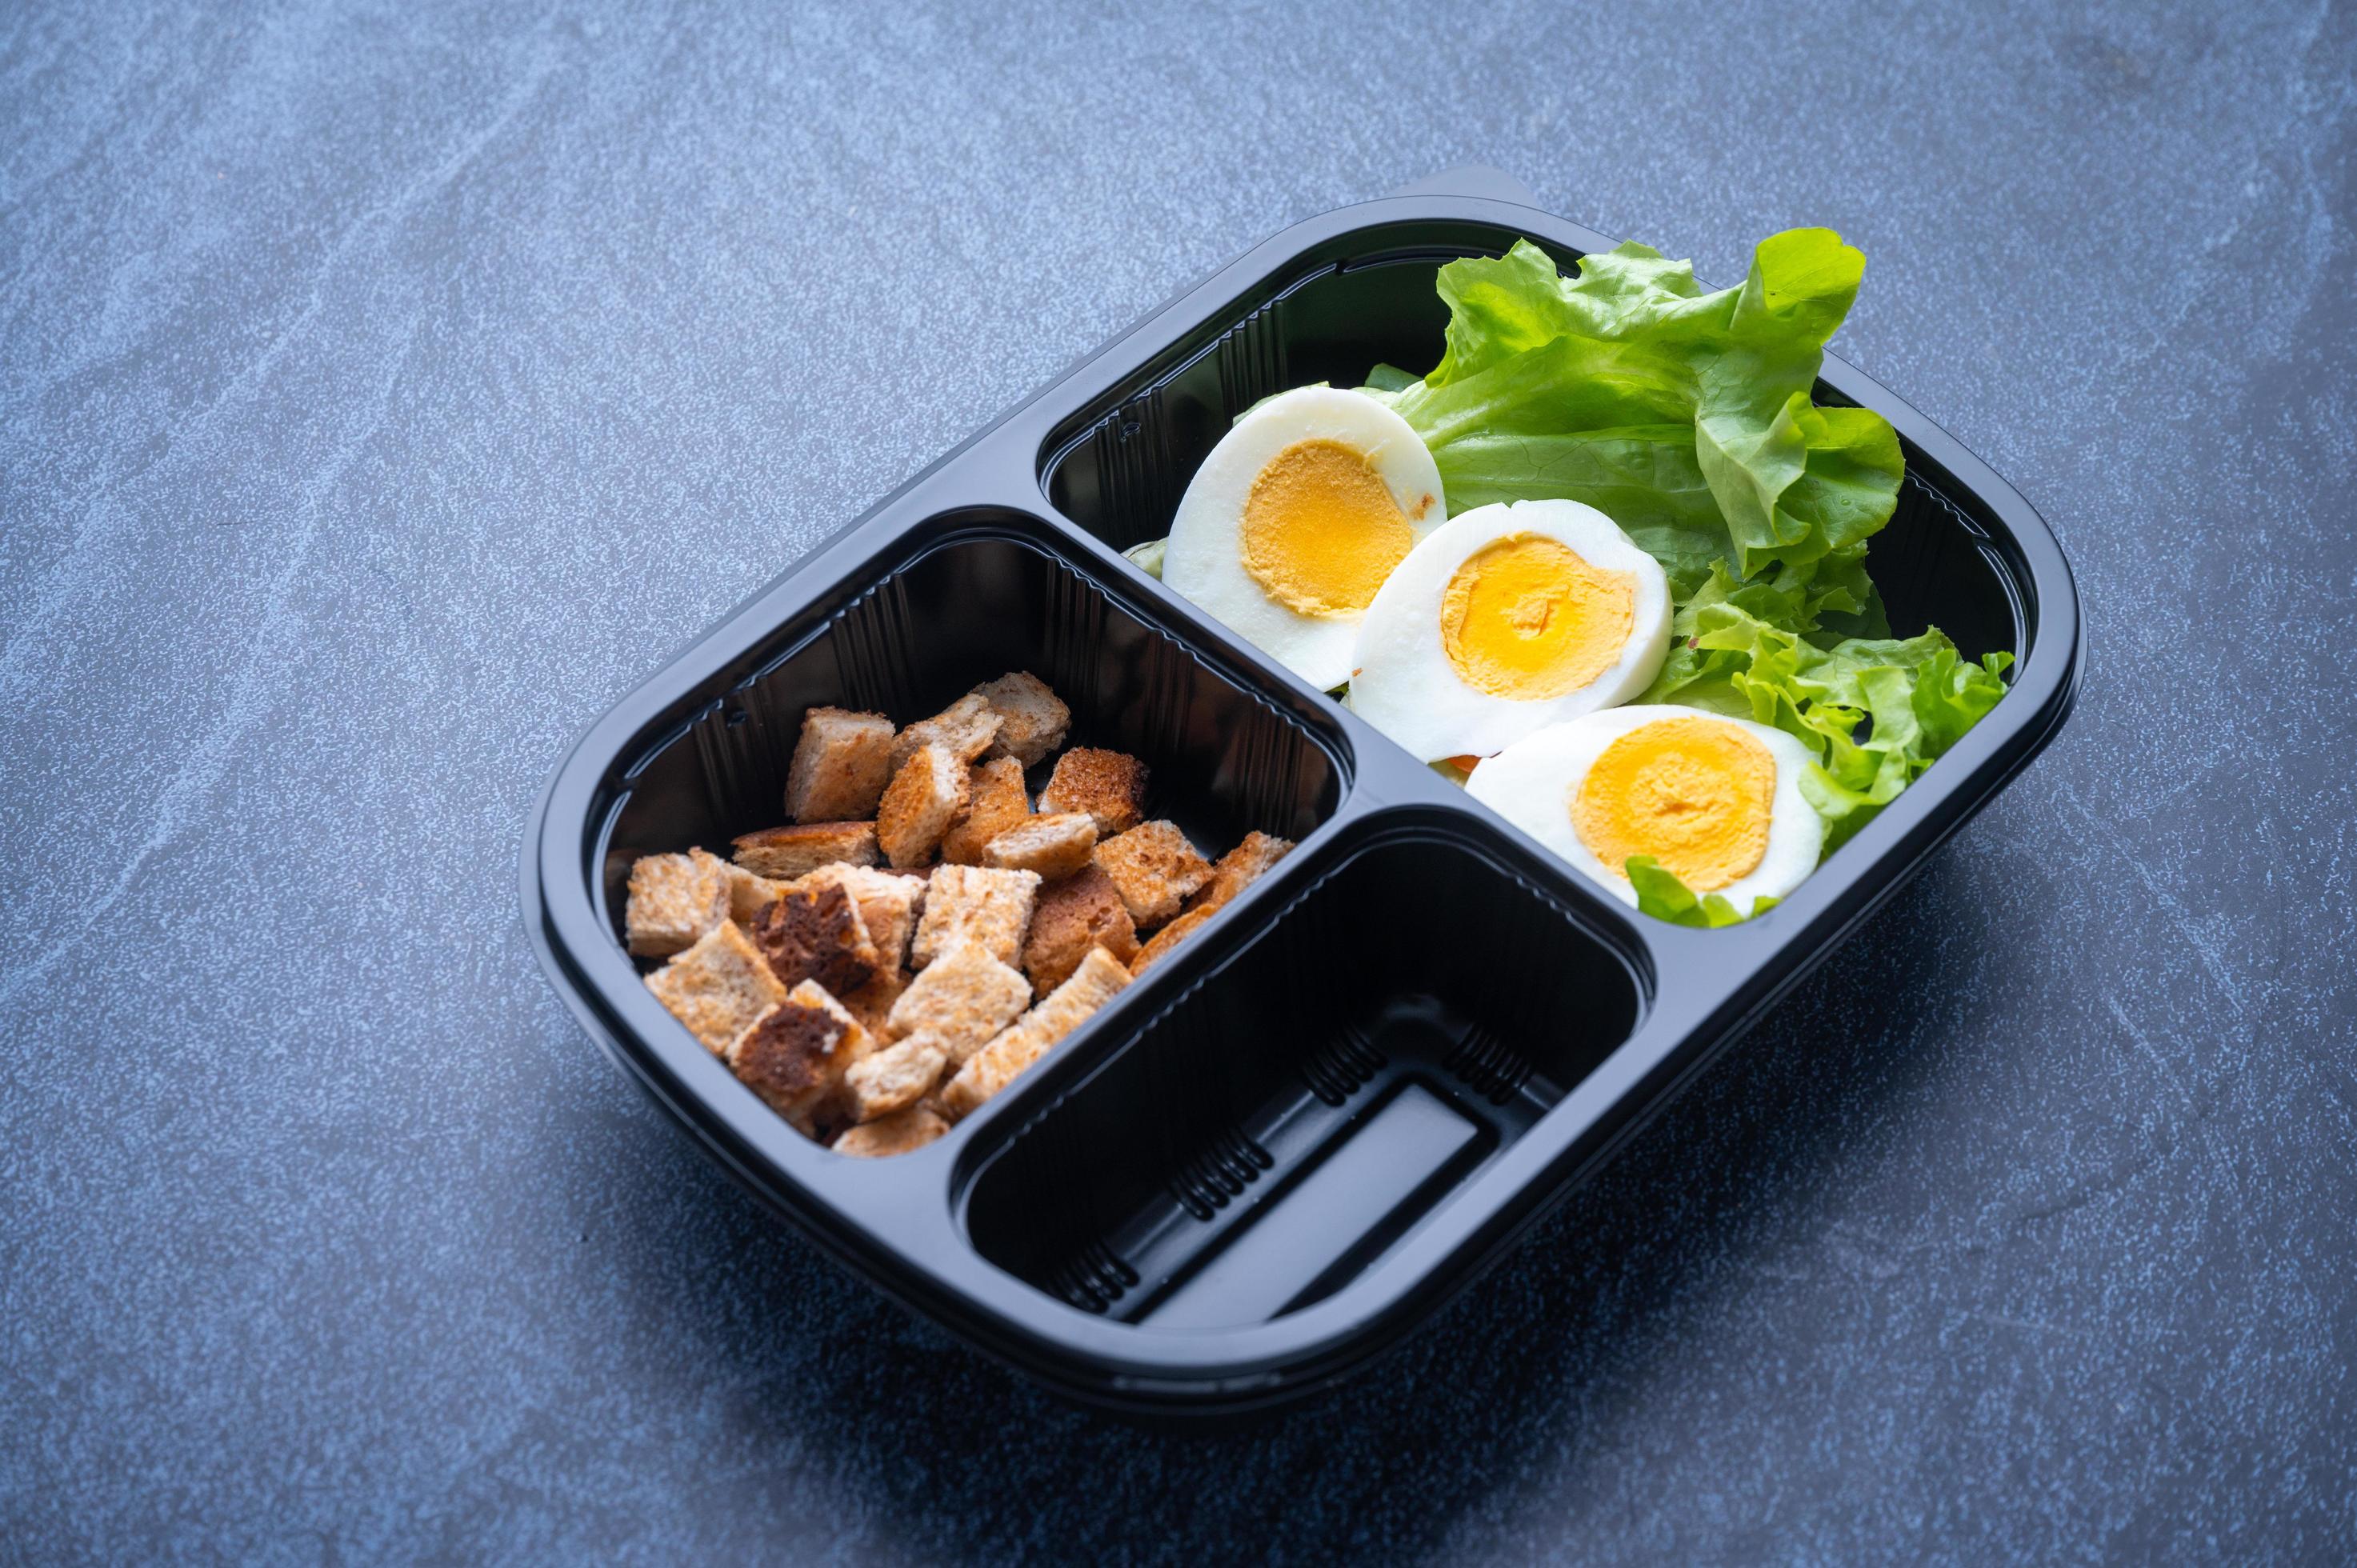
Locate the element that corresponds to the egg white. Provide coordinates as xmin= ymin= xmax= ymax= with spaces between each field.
xmin=1347 ymin=498 xmax=1671 ymax=762
xmin=1162 ymin=386 xmax=1446 ymax=690
xmin=1466 ymin=704 xmax=1824 ymax=918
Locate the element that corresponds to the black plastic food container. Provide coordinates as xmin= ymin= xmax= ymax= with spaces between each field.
xmin=522 ymin=169 xmax=2081 ymax=1420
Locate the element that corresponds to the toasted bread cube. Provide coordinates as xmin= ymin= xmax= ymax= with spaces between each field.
xmin=750 ymin=882 xmax=886 ymax=996
xmin=1187 ymin=830 xmax=1295 ymax=916
xmin=876 ymin=743 xmax=970 ymax=868
xmin=1038 ymin=747 xmax=1149 ymax=837
xmin=971 ymin=671 xmax=1070 ymax=766
xmin=834 ymin=1105 xmax=949 ymax=1158
xmin=646 ymin=920 xmax=789 ymax=1053
xmin=725 ymin=980 xmax=876 ymax=1134
xmin=624 ymin=849 xmax=730 ymax=958
xmin=938 ymin=756 xmax=1030 ymax=866
xmin=880 ymin=867 xmax=932 ymax=962
xmin=785 ymin=707 xmax=896 ymax=823
xmin=844 ymin=1031 xmax=950 ymax=1122
xmin=792 ymin=863 xmax=923 ymax=974
xmin=888 ymin=693 xmax=1002 ymax=774
xmin=838 ymin=968 xmax=905 ymax=1038
xmin=910 ymin=864 xmax=1041 ymax=970
xmin=731 ymin=821 xmax=879 ymax=880
xmin=1091 ymin=820 xmax=1213 ymax=929
xmin=1019 ymin=863 xmax=1138 ymax=995
xmin=941 ymin=948 xmax=1131 ymax=1119
xmin=722 ymin=863 xmax=793 ymax=927
xmin=1129 ymin=903 xmax=1217 ymax=978
xmin=983 ymin=812 xmax=1098 ymax=880
xmin=886 ymin=942 xmax=1032 ymax=1064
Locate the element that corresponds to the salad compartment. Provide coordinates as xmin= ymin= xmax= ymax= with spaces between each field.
xmin=1039 ymin=228 xmax=2029 ymax=672
xmin=959 ymin=813 xmax=1644 ymax=1330
xmin=525 ymin=170 xmax=2079 ymax=1421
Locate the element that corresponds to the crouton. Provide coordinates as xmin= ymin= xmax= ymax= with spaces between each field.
xmin=1038 ymin=747 xmax=1149 ymax=836
xmin=888 ymin=693 xmax=1002 ymax=774
xmin=876 ymin=742 xmax=970 ymax=867
xmin=625 ymin=849 xmax=731 ymax=958
xmin=645 ymin=920 xmax=789 ymax=1053
xmin=784 ymin=707 xmax=897 ymax=823
xmin=909 ymin=864 xmax=1041 ymax=969
xmin=731 ymin=821 xmax=879 ymax=880
xmin=971 ymin=671 xmax=1070 ymax=766
xmin=1091 ymin=820 xmax=1213 ymax=929
xmin=983 ymin=812 xmax=1098 ymax=880
xmin=749 ymin=882 xmax=885 ymax=996
xmin=724 ymin=980 xmax=876 ymax=1134
xmin=938 ymin=756 xmax=1030 ymax=866
xmin=885 ymin=942 xmax=1032 ymax=1064
xmin=843 ymin=1033 xmax=950 ymax=1122
xmin=1186 ymin=830 xmax=1295 ymax=915
xmin=838 ymin=968 xmax=905 ymax=1038
xmin=1019 ymin=863 xmax=1138 ymax=996
xmin=722 ymin=863 xmax=793 ymax=927
xmin=792 ymin=863 xmax=923 ymax=974
xmin=940 ymin=947 xmax=1132 ymax=1118
xmin=1129 ymin=903 xmax=1215 ymax=977
xmin=834 ymin=1105 xmax=950 ymax=1158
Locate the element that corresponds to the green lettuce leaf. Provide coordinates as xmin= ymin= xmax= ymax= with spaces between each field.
xmin=1640 ymin=574 xmax=2012 ymax=852
xmin=1121 ymin=538 xmax=1166 ymax=578
xmin=1367 ymin=231 xmax=1904 ymax=611
xmin=1626 ymin=856 xmax=1774 ymax=927
xmin=1324 ymin=228 xmax=2013 ymax=918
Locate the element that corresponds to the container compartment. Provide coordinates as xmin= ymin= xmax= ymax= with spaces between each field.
xmin=1040 ymin=227 xmax=2027 ymax=669
xmin=594 ymin=514 xmax=1347 ymax=950
xmin=960 ymin=818 xmax=1643 ymax=1330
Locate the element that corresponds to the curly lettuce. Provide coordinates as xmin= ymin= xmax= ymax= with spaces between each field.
xmin=1363 ymin=230 xmax=2010 ymax=917
xmin=1366 ymin=230 xmax=1904 ymax=633
xmin=1640 ymin=565 xmax=2011 ymax=854
xmin=1626 ymin=855 xmax=1774 ymax=928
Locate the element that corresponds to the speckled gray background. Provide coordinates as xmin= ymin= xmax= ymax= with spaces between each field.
xmin=4 ymin=0 xmax=2353 ymax=1562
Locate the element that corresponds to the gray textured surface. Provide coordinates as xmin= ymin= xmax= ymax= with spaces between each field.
xmin=4 ymin=0 xmax=2355 ymax=1561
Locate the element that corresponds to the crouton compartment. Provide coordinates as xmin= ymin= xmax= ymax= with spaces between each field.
xmin=601 ymin=528 xmax=1341 ymax=926
xmin=597 ymin=522 xmax=1347 ymax=1157
xmin=960 ymin=819 xmax=1643 ymax=1329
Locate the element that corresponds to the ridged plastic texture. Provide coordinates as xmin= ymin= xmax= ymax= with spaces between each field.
xmin=522 ymin=174 xmax=2080 ymax=1422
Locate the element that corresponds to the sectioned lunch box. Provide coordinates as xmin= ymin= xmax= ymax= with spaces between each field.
xmin=521 ymin=167 xmax=2082 ymax=1420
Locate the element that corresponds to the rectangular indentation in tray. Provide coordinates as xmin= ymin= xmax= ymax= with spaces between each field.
xmin=1140 ymin=1082 xmax=1487 ymax=1330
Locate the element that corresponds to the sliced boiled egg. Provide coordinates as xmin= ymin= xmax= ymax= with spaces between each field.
xmin=1467 ymin=705 xmax=1823 ymax=918
xmin=1162 ymin=386 xmax=1446 ymax=690
xmin=1347 ymin=498 xmax=1670 ymax=762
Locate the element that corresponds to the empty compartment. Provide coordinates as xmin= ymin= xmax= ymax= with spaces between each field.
xmin=596 ymin=515 xmax=1346 ymax=944
xmin=1041 ymin=222 xmax=2025 ymax=670
xmin=960 ymin=818 xmax=1643 ymax=1330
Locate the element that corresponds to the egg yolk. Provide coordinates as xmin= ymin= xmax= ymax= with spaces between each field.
xmin=1571 ymin=717 xmax=1775 ymax=892
xmin=1440 ymin=534 xmax=1634 ymax=700
xmin=1241 ymin=441 xmax=1415 ymax=618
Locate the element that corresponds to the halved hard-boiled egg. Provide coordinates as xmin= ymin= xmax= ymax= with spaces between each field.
xmin=1467 ymin=705 xmax=1824 ymax=918
xmin=1347 ymin=498 xmax=1671 ymax=762
xmin=1162 ymin=386 xmax=1446 ymax=690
